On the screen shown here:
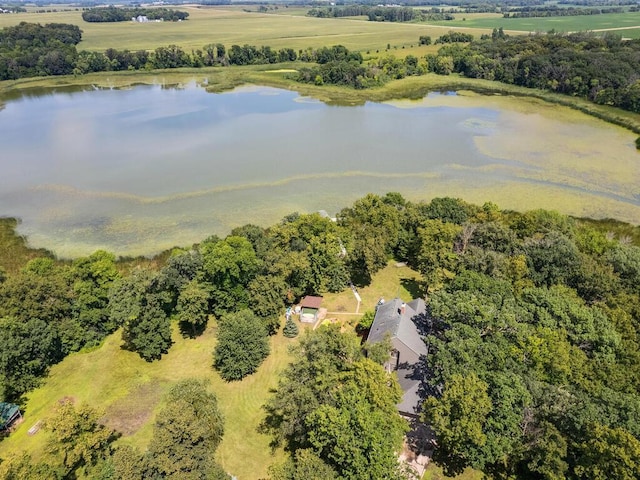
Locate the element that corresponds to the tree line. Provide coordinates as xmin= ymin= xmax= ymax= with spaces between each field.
xmin=81 ymin=7 xmax=189 ymax=23
xmin=8 ymin=21 xmax=640 ymax=122
xmin=503 ymin=5 xmax=625 ymax=17
xmin=307 ymin=5 xmax=455 ymax=22
xmin=0 ymin=23 xmax=364 ymax=80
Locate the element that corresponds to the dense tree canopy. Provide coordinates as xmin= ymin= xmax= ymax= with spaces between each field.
xmin=427 ymin=31 xmax=640 ymax=114
xmin=82 ymin=7 xmax=189 ymax=23
xmin=263 ymin=325 xmax=408 ymax=479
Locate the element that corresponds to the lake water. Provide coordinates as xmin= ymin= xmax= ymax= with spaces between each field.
xmin=0 ymin=84 xmax=638 ymax=257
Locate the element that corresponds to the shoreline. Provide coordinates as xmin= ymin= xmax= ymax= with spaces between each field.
xmin=2 ymin=66 xmax=640 ymax=135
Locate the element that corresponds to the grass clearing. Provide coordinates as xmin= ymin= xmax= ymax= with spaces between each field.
xmin=322 ymin=262 xmax=423 ymax=327
xmin=0 ymin=320 xmax=292 ymax=479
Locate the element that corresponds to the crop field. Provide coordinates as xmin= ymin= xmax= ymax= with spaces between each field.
xmin=428 ymin=11 xmax=640 ymax=37
xmin=0 ymin=6 xmax=491 ymax=53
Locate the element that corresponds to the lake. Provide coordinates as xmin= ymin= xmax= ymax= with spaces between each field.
xmin=0 ymin=83 xmax=638 ymax=257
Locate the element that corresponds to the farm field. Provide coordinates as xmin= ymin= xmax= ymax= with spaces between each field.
xmin=0 ymin=6 xmax=491 ymax=53
xmin=429 ymin=11 xmax=640 ymax=37
xmin=0 ymin=262 xmax=420 ymax=480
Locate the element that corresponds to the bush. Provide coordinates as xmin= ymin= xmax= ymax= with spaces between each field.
xmin=355 ymin=310 xmax=375 ymax=333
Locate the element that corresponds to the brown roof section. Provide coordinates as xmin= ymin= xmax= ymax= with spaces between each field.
xmin=300 ymin=295 xmax=323 ymax=309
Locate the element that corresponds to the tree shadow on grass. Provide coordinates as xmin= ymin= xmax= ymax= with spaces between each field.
xmin=401 ymin=277 xmax=424 ymax=299
xmin=179 ymin=320 xmax=207 ymax=338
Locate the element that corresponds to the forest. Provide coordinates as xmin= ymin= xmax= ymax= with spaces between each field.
xmin=503 ymin=5 xmax=625 ymax=18
xmin=0 ymin=192 xmax=639 ymax=479
xmin=428 ymin=31 xmax=640 ymax=113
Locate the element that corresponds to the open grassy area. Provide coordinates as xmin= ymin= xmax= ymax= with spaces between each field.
xmin=0 ymin=320 xmax=292 ymax=479
xmin=429 ymin=11 xmax=640 ymax=36
xmin=0 ymin=6 xmax=490 ymax=53
xmin=322 ymin=261 xmax=423 ymax=327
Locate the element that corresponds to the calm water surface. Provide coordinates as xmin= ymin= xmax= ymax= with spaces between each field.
xmin=0 ymin=84 xmax=638 ymax=257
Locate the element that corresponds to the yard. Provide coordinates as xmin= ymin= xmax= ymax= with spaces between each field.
xmin=0 ymin=261 xmax=424 ymax=479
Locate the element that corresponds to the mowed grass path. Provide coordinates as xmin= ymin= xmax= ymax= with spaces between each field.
xmin=0 ymin=263 xmax=422 ymax=479
xmin=0 ymin=7 xmax=491 ymax=52
xmin=430 ymin=11 xmax=640 ymax=37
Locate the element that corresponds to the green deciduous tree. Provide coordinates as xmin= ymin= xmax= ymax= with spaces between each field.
xmin=0 ymin=453 xmax=59 ymax=480
xmin=573 ymin=423 xmax=640 ymax=480
xmin=45 ymin=400 xmax=116 ymax=478
xmin=416 ymin=219 xmax=462 ymax=292
xmin=263 ymin=325 xmax=363 ymax=449
xmin=248 ymin=274 xmax=287 ymax=335
xmin=305 ymin=359 xmax=407 ymax=479
xmin=147 ymin=379 xmax=226 ymax=479
xmin=176 ymin=279 xmax=210 ymax=337
xmin=121 ymin=293 xmax=172 ymax=362
xmin=423 ymin=373 xmax=492 ymax=476
xmin=264 ymin=327 xmax=407 ymax=479
xmin=269 ymin=449 xmax=338 ymax=480
xmin=201 ymin=236 xmax=260 ymax=316
xmin=70 ymin=250 xmax=120 ymax=345
xmin=338 ymin=194 xmax=401 ymax=285
xmin=213 ymin=310 xmax=269 ymax=381
xmin=0 ymin=317 xmax=62 ymax=401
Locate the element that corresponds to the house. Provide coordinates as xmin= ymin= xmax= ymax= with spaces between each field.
xmin=366 ymin=297 xmax=428 ymax=417
xmin=0 ymin=402 xmax=21 ymax=431
xmin=299 ymin=295 xmax=323 ymax=323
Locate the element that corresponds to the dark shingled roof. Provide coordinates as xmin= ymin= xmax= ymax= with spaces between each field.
xmin=367 ymin=298 xmax=428 ymax=357
xmin=366 ymin=297 xmax=428 ymax=417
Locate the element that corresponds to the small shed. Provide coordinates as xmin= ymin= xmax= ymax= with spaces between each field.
xmin=0 ymin=402 xmax=21 ymax=431
xmin=299 ymin=295 xmax=323 ymax=323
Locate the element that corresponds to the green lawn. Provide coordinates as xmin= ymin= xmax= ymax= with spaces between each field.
xmin=429 ymin=11 xmax=640 ymax=35
xmin=322 ymin=261 xmax=423 ymax=327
